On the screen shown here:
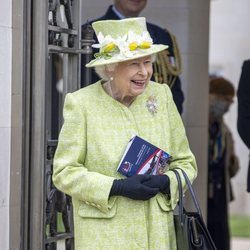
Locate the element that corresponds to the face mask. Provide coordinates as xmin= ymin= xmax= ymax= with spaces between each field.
xmin=209 ymin=99 xmax=230 ymax=119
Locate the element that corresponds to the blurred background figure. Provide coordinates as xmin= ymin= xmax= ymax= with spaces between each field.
xmin=237 ymin=59 xmax=250 ymax=193
xmin=81 ymin=0 xmax=184 ymax=114
xmin=207 ymin=77 xmax=240 ymax=250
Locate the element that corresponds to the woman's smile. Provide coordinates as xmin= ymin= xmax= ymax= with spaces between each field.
xmin=106 ymin=55 xmax=153 ymax=106
xmin=131 ymin=79 xmax=147 ymax=88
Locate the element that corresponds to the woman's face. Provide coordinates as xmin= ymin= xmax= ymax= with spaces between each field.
xmin=209 ymin=93 xmax=233 ymax=120
xmin=111 ymin=55 xmax=153 ymax=99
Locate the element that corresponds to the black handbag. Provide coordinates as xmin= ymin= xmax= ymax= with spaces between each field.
xmin=172 ymin=169 xmax=217 ymax=250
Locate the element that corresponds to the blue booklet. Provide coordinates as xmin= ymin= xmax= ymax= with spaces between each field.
xmin=117 ymin=135 xmax=172 ymax=177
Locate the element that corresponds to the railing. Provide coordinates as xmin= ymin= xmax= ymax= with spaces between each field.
xmin=45 ymin=140 xmax=74 ymax=250
xmin=44 ymin=1 xmax=94 ymax=249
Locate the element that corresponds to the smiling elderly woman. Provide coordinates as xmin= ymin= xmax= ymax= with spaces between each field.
xmin=53 ymin=17 xmax=197 ymax=250
xmin=95 ymin=54 xmax=156 ymax=107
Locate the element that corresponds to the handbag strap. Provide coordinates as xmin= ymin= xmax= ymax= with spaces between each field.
xmin=172 ymin=169 xmax=203 ymax=221
xmin=172 ymin=169 xmax=184 ymax=225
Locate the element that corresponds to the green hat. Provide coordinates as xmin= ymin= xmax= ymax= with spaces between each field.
xmin=85 ymin=17 xmax=168 ymax=68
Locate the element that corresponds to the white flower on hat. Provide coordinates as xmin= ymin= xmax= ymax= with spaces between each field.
xmin=127 ymin=31 xmax=152 ymax=51
xmin=114 ymin=34 xmax=133 ymax=58
xmin=92 ymin=32 xmax=116 ymax=52
xmin=92 ymin=29 xmax=154 ymax=60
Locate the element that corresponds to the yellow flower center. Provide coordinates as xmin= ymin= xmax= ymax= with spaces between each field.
xmin=139 ymin=41 xmax=151 ymax=49
xmin=103 ymin=42 xmax=116 ymax=53
xmin=129 ymin=42 xmax=138 ymax=51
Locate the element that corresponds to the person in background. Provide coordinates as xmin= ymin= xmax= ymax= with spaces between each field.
xmin=237 ymin=59 xmax=250 ymax=193
xmin=207 ymin=77 xmax=239 ymax=250
xmin=81 ymin=0 xmax=184 ymax=114
xmin=53 ymin=17 xmax=197 ymax=249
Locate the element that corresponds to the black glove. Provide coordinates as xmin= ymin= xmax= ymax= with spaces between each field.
xmin=142 ymin=175 xmax=170 ymax=195
xmin=109 ymin=175 xmax=159 ymax=200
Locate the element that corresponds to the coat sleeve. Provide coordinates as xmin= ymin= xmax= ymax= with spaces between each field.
xmin=52 ymin=93 xmax=115 ymax=213
xmin=237 ymin=60 xmax=250 ymax=149
xmin=160 ymin=85 xmax=198 ymax=210
xmin=224 ymin=124 xmax=240 ymax=178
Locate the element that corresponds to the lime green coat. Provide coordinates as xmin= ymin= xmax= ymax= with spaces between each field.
xmin=53 ymin=81 xmax=197 ymax=250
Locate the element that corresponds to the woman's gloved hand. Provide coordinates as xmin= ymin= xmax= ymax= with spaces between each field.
xmin=142 ymin=175 xmax=170 ymax=194
xmin=109 ymin=175 xmax=159 ymax=200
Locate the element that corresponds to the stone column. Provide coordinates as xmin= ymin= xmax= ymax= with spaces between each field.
xmin=0 ymin=1 xmax=12 ymax=249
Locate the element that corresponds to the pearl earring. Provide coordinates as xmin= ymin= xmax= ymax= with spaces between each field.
xmin=110 ymin=77 xmax=114 ymax=81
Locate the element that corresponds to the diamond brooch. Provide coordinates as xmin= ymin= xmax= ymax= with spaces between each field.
xmin=146 ymin=95 xmax=158 ymax=115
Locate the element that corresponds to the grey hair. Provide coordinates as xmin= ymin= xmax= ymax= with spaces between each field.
xmin=94 ymin=54 xmax=157 ymax=80
xmin=94 ymin=63 xmax=118 ymax=81
xmin=151 ymin=54 xmax=157 ymax=62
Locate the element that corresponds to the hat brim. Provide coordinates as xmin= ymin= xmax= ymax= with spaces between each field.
xmin=85 ymin=44 xmax=168 ymax=68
